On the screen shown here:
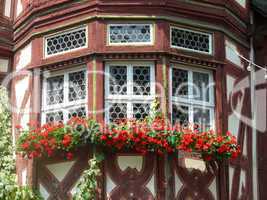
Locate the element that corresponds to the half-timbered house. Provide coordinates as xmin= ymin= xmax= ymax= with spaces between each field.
xmin=0 ymin=0 xmax=266 ymax=199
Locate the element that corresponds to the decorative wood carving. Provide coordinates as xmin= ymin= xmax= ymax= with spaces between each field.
xmin=105 ymin=152 xmax=157 ymax=200
xmin=37 ymin=147 xmax=92 ymax=200
xmin=171 ymin=154 xmax=218 ymax=200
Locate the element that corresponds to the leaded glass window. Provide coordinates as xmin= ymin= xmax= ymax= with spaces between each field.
xmin=45 ymin=26 xmax=87 ymax=57
xmin=108 ymin=24 xmax=153 ymax=45
xmin=46 ymin=75 xmax=64 ymax=105
xmin=109 ymin=66 xmax=127 ymax=95
xmin=108 ymin=103 xmax=127 ymax=122
xmin=42 ymin=69 xmax=87 ymax=124
xmin=171 ymin=66 xmax=214 ymax=130
xmin=105 ymin=62 xmax=155 ymax=123
xmin=171 ymin=27 xmax=212 ymax=54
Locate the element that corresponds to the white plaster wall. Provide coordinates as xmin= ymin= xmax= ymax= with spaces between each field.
xmin=255 ymin=69 xmax=267 ymax=132
xmin=20 ymin=99 xmax=30 ymax=129
xmin=235 ymin=0 xmax=246 ymax=8
xmin=4 ymin=0 xmax=12 ymax=17
xmin=226 ymin=75 xmax=243 ymax=137
xmin=229 ymin=166 xmax=234 ymax=196
xmin=174 ymin=170 xmax=183 ymax=198
xmin=0 ymin=59 xmax=9 ymax=72
xmin=16 ymin=43 xmax=32 ymax=71
xmin=209 ymin=177 xmax=218 ymax=200
xmin=225 ymin=40 xmax=244 ymax=69
xmin=39 ymin=184 xmax=49 ymax=200
xmin=15 ymin=76 xmax=30 ymax=108
xmin=184 ymin=158 xmax=206 ymax=172
xmin=117 ymin=156 xmax=143 ymax=172
xmin=106 ymin=173 xmax=116 ymax=196
xmin=146 ymin=174 xmax=155 ymax=197
xmin=229 ymin=168 xmax=246 ymax=199
xmin=46 ymin=161 xmax=75 ymax=182
xmin=22 ymin=168 xmax=27 ymax=186
xmin=16 ymin=0 xmax=23 ymax=17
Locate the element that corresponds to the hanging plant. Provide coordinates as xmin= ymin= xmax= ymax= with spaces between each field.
xmin=16 ymin=117 xmax=99 ymax=160
xmin=73 ymin=153 xmax=104 ymax=200
xmin=16 ymin=116 xmax=240 ymax=162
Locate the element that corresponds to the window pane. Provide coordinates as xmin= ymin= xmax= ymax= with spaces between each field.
xmin=109 ymin=24 xmax=151 ymax=44
xmin=68 ymin=107 xmax=87 ymax=119
xmin=193 ymin=72 xmax=209 ymax=102
xmin=171 ymin=27 xmax=211 ymax=53
xmin=172 ymin=104 xmax=189 ymax=125
xmin=133 ymin=66 xmax=150 ymax=95
xmin=46 ymin=75 xmax=64 ymax=105
xmin=46 ymin=111 xmax=64 ymax=123
xmin=109 ymin=103 xmax=127 ymax=122
xmin=172 ymin=68 xmax=188 ymax=97
xmin=193 ymin=108 xmax=210 ymax=130
xmin=133 ymin=103 xmax=150 ymax=120
xmin=109 ymin=66 xmax=127 ymax=95
xmin=69 ymin=70 xmax=86 ymax=101
xmin=46 ymin=27 xmax=87 ymax=56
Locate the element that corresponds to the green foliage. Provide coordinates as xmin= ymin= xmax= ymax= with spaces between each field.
xmin=0 ymin=87 xmax=42 ymax=200
xmin=73 ymin=153 xmax=104 ymax=200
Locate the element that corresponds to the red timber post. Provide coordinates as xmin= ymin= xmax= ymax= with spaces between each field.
xmin=28 ymin=68 xmax=41 ymax=187
xmin=214 ymin=31 xmax=228 ymax=200
xmin=155 ymin=55 xmax=169 ymax=199
xmin=87 ymin=55 xmax=105 ymax=200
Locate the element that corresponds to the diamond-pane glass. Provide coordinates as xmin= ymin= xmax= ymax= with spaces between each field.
xmin=172 ymin=68 xmax=188 ymax=97
xmin=193 ymin=72 xmax=209 ymax=102
xmin=172 ymin=104 xmax=189 ymax=125
xmin=46 ymin=75 xmax=64 ymax=105
xmin=46 ymin=111 xmax=63 ymax=123
xmin=68 ymin=107 xmax=86 ymax=119
xmin=109 ymin=24 xmax=151 ymax=44
xmin=109 ymin=103 xmax=127 ymax=122
xmin=133 ymin=66 xmax=150 ymax=95
xmin=46 ymin=28 xmax=86 ymax=56
xmin=193 ymin=108 xmax=210 ymax=129
xmin=69 ymin=70 xmax=86 ymax=101
xmin=109 ymin=66 xmax=127 ymax=95
xmin=171 ymin=27 xmax=211 ymax=53
xmin=133 ymin=103 xmax=150 ymax=120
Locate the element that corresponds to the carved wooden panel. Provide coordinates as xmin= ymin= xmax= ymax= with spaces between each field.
xmin=37 ymin=148 xmax=91 ymax=200
xmin=170 ymin=153 xmax=218 ymax=200
xmin=105 ymin=152 xmax=158 ymax=200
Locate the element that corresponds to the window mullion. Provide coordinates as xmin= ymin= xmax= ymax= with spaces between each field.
xmin=188 ymin=70 xmax=193 ymax=124
xmin=127 ymin=64 xmax=133 ymax=118
xmin=210 ymin=107 xmax=215 ymax=130
xmin=63 ymin=72 xmax=69 ymax=122
xmin=105 ymin=65 xmax=109 ymax=98
xmin=42 ymin=76 xmax=47 ymax=123
xmin=170 ymin=66 xmax=175 ymax=123
xmin=127 ymin=102 xmax=132 ymax=119
xmin=150 ymin=63 xmax=156 ymax=97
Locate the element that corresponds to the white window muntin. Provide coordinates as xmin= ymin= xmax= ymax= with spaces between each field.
xmin=107 ymin=24 xmax=154 ymax=46
xmin=44 ymin=26 xmax=88 ymax=58
xmin=170 ymin=26 xmax=213 ymax=55
xmin=170 ymin=65 xmax=215 ymax=129
xmin=105 ymin=61 xmax=155 ymax=122
xmin=42 ymin=67 xmax=88 ymax=124
xmin=42 ymin=104 xmax=88 ymax=124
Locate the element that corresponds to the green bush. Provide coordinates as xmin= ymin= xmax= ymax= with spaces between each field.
xmin=0 ymin=87 xmax=42 ymax=200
